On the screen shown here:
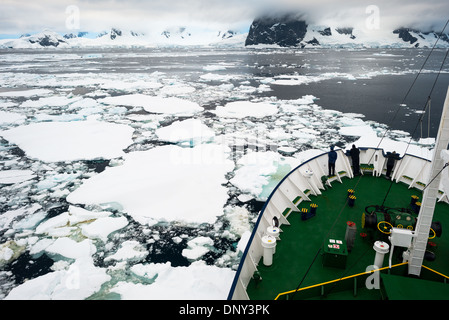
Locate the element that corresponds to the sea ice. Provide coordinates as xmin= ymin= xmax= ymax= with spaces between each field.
xmin=67 ymin=144 xmax=234 ymax=225
xmin=182 ymin=236 xmax=214 ymax=261
xmin=67 ymin=205 xmax=111 ymax=225
xmin=0 ymin=204 xmax=42 ymax=233
xmin=155 ymin=118 xmax=215 ymax=145
xmin=104 ymin=240 xmax=148 ymax=262
xmin=339 ymin=124 xmax=377 ymax=137
xmin=20 ymin=95 xmax=82 ymax=109
xmin=99 ymin=94 xmax=203 ymax=115
xmin=230 ymin=150 xmax=298 ymax=199
xmin=0 ymin=120 xmax=134 ymax=162
xmin=203 ymin=65 xmax=227 ymax=71
xmin=159 ymin=84 xmax=196 ymax=96
xmin=4 ymin=257 xmax=110 ymax=300
xmin=348 ymin=134 xmax=433 ymax=160
xmin=199 ymin=73 xmax=235 ymax=82
xmin=0 ymin=111 xmax=26 ymax=125
xmin=236 ymin=231 xmax=251 ymax=254
xmin=224 ymin=206 xmax=251 ymax=237
xmin=35 ymin=212 xmax=71 ymax=235
xmin=110 ymin=261 xmax=235 ymax=300
xmin=81 ymin=216 xmax=129 ymax=242
xmin=214 ymin=101 xmax=278 ymax=118
xmin=0 ymin=169 xmax=36 ymax=184
xmin=0 ymin=89 xmax=52 ymax=97
xmin=45 ymin=238 xmax=97 ymax=260
xmin=272 ymin=72 xmax=357 ymax=86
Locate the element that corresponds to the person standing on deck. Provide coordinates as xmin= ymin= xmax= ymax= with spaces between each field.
xmin=328 ymin=146 xmax=337 ymax=176
xmin=349 ymin=144 xmax=360 ymax=175
xmin=386 ymin=151 xmax=399 ymax=178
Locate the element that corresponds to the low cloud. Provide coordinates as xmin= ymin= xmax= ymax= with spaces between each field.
xmin=1 ymin=0 xmax=448 ymax=35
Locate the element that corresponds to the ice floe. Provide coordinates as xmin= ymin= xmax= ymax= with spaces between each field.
xmin=67 ymin=144 xmax=234 ymax=225
xmin=155 ymin=118 xmax=215 ymax=145
xmin=111 ymin=261 xmax=235 ymax=300
xmin=104 ymin=240 xmax=148 ymax=263
xmin=230 ymin=150 xmax=299 ymax=200
xmin=214 ymin=101 xmax=278 ymax=118
xmin=0 ymin=89 xmax=53 ymax=97
xmin=81 ymin=216 xmax=129 ymax=242
xmin=182 ymin=236 xmax=214 ymax=261
xmin=0 ymin=120 xmax=134 ymax=162
xmin=99 ymin=94 xmax=203 ymax=115
xmin=0 ymin=111 xmax=26 ymax=125
xmin=45 ymin=238 xmax=96 ymax=260
xmin=4 ymin=257 xmax=110 ymax=300
xmin=0 ymin=170 xmax=36 ymax=185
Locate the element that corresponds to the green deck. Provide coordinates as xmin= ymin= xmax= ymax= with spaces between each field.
xmin=246 ymin=174 xmax=449 ymax=300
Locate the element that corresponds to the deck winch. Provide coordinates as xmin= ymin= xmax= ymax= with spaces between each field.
xmin=361 ymin=203 xmax=442 ymax=240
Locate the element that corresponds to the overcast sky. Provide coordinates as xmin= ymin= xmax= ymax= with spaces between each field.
xmin=1 ymin=0 xmax=448 ymax=36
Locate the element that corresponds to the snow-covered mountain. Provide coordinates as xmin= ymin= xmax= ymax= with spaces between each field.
xmin=245 ymin=14 xmax=449 ymax=48
xmin=0 ymin=30 xmax=70 ymax=48
xmin=2 ymin=16 xmax=449 ymax=49
xmin=0 ymin=27 xmax=247 ymax=49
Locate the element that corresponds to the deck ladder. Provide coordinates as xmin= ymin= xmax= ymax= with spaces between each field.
xmin=409 ymin=86 xmax=449 ymax=276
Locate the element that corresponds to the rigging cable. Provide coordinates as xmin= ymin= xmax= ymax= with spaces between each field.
xmin=381 ymin=47 xmax=449 ymax=207
xmin=377 ymin=18 xmax=449 ymax=148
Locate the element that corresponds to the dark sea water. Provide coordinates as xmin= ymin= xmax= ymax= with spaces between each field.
xmin=1 ymin=47 xmax=448 ymax=137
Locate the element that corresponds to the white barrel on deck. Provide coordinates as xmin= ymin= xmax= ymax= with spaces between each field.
xmin=266 ymin=226 xmax=280 ymax=238
xmin=373 ymin=241 xmax=389 ymax=269
xmin=261 ymin=235 xmax=277 ymax=266
xmin=266 ymin=226 xmax=280 ymax=253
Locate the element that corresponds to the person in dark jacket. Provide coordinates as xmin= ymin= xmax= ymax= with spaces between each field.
xmin=386 ymin=151 xmax=400 ymax=178
xmin=349 ymin=144 xmax=360 ymax=175
xmin=328 ymin=146 xmax=337 ymax=176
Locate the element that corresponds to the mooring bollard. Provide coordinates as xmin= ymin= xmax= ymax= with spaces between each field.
xmin=348 ymin=195 xmax=356 ymax=207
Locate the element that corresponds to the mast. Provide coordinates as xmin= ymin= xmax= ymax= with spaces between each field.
xmin=408 ymin=86 xmax=449 ymax=276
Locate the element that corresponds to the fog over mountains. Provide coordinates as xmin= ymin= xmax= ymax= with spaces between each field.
xmin=245 ymin=14 xmax=449 ymax=48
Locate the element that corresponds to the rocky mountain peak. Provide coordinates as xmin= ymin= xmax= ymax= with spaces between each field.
xmin=245 ymin=14 xmax=308 ymax=47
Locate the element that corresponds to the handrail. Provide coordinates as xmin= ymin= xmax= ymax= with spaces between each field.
xmin=275 ymin=262 xmax=449 ymax=300
xmin=274 ymin=262 xmax=409 ymax=300
xmin=422 ymin=265 xmax=449 ymax=280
